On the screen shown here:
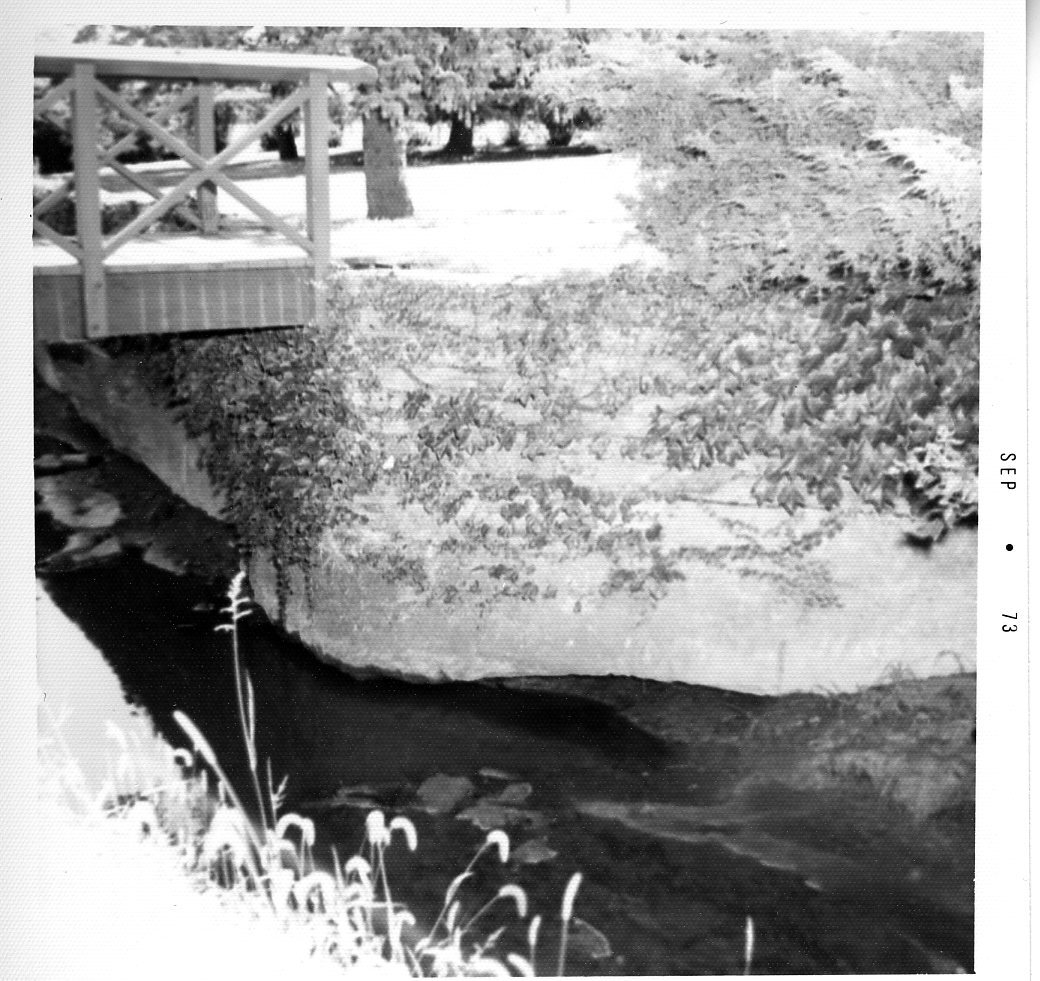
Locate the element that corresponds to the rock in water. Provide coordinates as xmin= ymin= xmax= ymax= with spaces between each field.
xmin=36 ymin=473 xmax=122 ymax=529
xmin=34 ymin=452 xmax=92 ymax=476
xmin=456 ymin=799 xmax=548 ymax=832
xmin=511 ymin=836 xmax=557 ymax=865
xmin=141 ymin=542 xmax=186 ymax=576
xmin=416 ymin=774 xmax=475 ymax=814
xmin=477 ymin=767 xmax=520 ymax=782
xmin=488 ymin=782 xmax=533 ymax=805
xmin=38 ymin=532 xmax=122 ymax=572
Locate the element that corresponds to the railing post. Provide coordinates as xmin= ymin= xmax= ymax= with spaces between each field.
xmin=72 ymin=62 xmax=107 ymax=338
xmin=304 ymin=70 xmax=330 ymax=327
xmin=195 ymin=82 xmax=219 ymax=234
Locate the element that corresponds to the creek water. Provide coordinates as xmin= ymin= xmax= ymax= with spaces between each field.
xmin=36 ymin=499 xmax=972 ymax=975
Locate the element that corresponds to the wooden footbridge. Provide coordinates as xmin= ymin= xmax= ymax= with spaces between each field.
xmin=33 ymin=43 xmax=376 ymax=343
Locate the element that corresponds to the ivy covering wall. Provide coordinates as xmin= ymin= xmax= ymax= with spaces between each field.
xmin=147 ymin=262 xmax=977 ymax=617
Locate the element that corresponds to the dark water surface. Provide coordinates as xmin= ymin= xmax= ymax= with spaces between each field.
xmin=37 ymin=510 xmax=972 ymax=975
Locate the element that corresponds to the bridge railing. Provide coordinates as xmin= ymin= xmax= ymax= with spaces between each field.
xmin=33 ymin=43 xmax=376 ymax=338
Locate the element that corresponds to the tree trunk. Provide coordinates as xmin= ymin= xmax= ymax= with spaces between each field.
xmin=363 ymin=114 xmax=414 ymax=220
xmin=443 ymin=115 xmax=475 ymax=156
xmin=266 ymin=83 xmax=300 ymax=161
xmin=544 ymin=120 xmax=575 ymax=148
xmin=273 ymin=124 xmax=299 ymax=161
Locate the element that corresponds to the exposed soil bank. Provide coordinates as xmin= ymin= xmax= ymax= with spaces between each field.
xmin=37 ymin=342 xmax=975 ymax=695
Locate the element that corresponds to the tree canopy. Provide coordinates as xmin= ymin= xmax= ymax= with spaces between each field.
xmin=328 ymin=28 xmax=595 ymax=154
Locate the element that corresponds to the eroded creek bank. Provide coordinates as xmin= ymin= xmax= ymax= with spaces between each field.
xmin=35 ymin=380 xmax=974 ymax=975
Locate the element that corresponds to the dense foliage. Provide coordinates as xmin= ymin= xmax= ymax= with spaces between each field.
xmin=605 ymin=31 xmax=981 ymax=537
xmin=345 ymin=29 xmax=591 ymax=152
xmin=153 ymin=317 xmax=376 ymax=607
xmin=642 ymin=284 xmax=979 ymax=539
xmin=147 ymin=257 xmax=975 ymax=612
xmin=607 ymin=35 xmax=981 ymax=294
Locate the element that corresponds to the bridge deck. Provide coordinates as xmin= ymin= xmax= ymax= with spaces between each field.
xmin=34 ymin=241 xmax=314 ymax=345
xmin=34 ymin=230 xmax=318 ymax=342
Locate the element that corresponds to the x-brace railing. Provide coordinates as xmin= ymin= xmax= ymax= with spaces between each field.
xmin=34 ymin=83 xmax=206 ymax=254
xmin=34 ymin=59 xmax=333 ymax=337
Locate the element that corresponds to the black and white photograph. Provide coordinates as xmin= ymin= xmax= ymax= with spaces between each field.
xmin=5 ymin=5 xmax=1028 ymax=977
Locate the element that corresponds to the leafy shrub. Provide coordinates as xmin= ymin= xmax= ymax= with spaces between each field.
xmin=33 ymin=179 xmax=204 ymax=237
xmin=641 ymin=285 xmax=979 ymax=537
xmin=33 ymin=115 xmax=73 ymax=175
xmin=33 ymin=183 xmax=142 ymax=237
xmin=608 ymin=68 xmax=980 ymax=294
xmin=213 ymin=86 xmax=271 ymax=149
xmin=525 ymin=65 xmax=609 ymax=146
xmin=599 ymin=32 xmax=980 ymax=539
xmin=666 ymin=30 xmax=981 ymax=142
xmin=153 ymin=322 xmax=381 ymax=610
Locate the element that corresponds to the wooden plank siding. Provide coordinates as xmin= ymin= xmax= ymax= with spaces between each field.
xmin=35 ymin=263 xmax=315 ymax=342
